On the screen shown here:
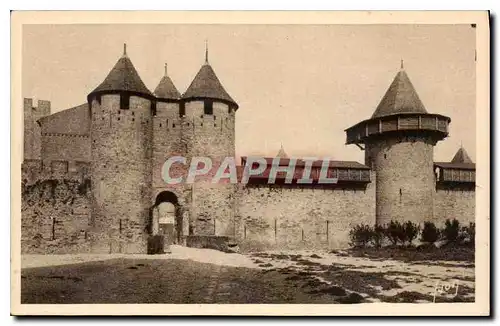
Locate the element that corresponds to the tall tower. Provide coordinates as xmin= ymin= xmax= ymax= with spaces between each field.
xmin=23 ymin=98 xmax=51 ymax=160
xmin=87 ymin=45 xmax=155 ymax=253
xmin=181 ymin=46 xmax=239 ymax=236
xmin=345 ymin=64 xmax=450 ymax=225
xmin=152 ymin=63 xmax=182 ymax=194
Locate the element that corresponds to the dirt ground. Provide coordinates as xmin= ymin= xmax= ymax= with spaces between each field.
xmin=20 ymin=246 xmax=475 ymax=304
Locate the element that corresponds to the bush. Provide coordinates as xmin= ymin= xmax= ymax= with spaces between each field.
xmin=442 ymin=219 xmax=460 ymax=243
xmin=403 ymin=221 xmax=420 ymax=246
xmin=385 ymin=221 xmax=404 ymax=246
xmin=372 ymin=224 xmax=386 ymax=248
xmin=349 ymin=224 xmax=373 ymax=248
xmin=461 ymin=222 xmax=475 ymax=247
xmin=421 ymin=221 xmax=440 ymax=244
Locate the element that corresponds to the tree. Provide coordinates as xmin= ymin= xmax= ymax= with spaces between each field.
xmin=421 ymin=221 xmax=440 ymax=244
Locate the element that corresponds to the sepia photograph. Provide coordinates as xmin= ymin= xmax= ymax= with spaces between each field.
xmin=10 ymin=11 xmax=490 ymax=316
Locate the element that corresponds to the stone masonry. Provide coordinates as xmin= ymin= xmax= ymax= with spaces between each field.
xmin=21 ymin=45 xmax=476 ymax=253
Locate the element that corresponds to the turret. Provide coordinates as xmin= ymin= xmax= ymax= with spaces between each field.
xmin=181 ymin=45 xmax=238 ymax=236
xmin=345 ymin=62 xmax=450 ymax=225
xmin=87 ymin=44 xmax=154 ymax=253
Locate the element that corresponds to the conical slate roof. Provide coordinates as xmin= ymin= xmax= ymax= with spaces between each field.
xmin=276 ymin=144 xmax=289 ymax=158
xmin=90 ymin=48 xmax=153 ymax=97
xmin=154 ymin=64 xmax=181 ymax=100
xmin=182 ymin=63 xmax=237 ymax=107
xmin=371 ymin=69 xmax=427 ymax=119
xmin=451 ymin=147 xmax=473 ymax=164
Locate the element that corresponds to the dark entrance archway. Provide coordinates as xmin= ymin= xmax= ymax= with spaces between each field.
xmin=152 ymin=191 xmax=183 ymax=245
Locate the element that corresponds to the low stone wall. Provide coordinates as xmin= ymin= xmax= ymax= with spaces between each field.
xmin=21 ymin=177 xmax=92 ymax=254
xmin=185 ymin=235 xmax=232 ymax=252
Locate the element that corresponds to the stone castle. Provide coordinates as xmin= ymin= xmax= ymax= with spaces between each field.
xmin=21 ymin=45 xmax=476 ymax=253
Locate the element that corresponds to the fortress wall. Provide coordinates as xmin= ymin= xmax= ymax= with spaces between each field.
xmin=434 ymin=188 xmax=475 ymax=226
xmin=21 ymin=162 xmax=92 ymax=254
xmin=40 ymin=134 xmax=91 ymax=162
xmin=38 ymin=103 xmax=91 ymax=162
xmin=24 ymin=98 xmax=51 ymax=160
xmin=236 ymin=172 xmax=376 ymax=250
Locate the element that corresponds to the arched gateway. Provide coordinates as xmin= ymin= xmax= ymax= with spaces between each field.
xmin=151 ymin=191 xmax=183 ymax=249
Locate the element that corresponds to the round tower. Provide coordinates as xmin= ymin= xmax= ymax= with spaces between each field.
xmin=181 ymin=46 xmax=239 ymax=236
xmin=151 ymin=63 xmax=187 ymax=244
xmin=87 ymin=44 xmax=155 ymax=253
xmin=345 ymin=63 xmax=450 ymax=226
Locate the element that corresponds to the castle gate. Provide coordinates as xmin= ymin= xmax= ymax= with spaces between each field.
xmin=152 ymin=191 xmax=183 ymax=246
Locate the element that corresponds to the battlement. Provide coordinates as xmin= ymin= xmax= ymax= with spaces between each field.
xmin=22 ymin=159 xmax=90 ymax=185
xmin=24 ymin=98 xmax=51 ymax=117
xmin=153 ymin=114 xmax=234 ymax=132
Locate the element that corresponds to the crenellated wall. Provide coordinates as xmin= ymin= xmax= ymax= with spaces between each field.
xmin=23 ymin=98 xmax=51 ymax=160
xmin=22 ymin=93 xmax=475 ymax=254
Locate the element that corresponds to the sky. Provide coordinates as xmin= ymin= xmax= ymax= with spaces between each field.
xmin=22 ymin=24 xmax=476 ymax=163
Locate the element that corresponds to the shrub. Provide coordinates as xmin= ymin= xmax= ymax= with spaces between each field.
xmin=349 ymin=224 xmax=373 ymax=248
xmin=385 ymin=221 xmax=404 ymax=246
xmin=403 ymin=221 xmax=420 ymax=246
xmin=421 ymin=221 xmax=440 ymax=244
xmin=461 ymin=222 xmax=475 ymax=247
xmin=442 ymin=219 xmax=460 ymax=243
xmin=372 ymin=224 xmax=386 ymax=248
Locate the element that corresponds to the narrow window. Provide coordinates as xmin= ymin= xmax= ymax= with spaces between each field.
xmin=120 ymin=93 xmax=130 ymax=110
xmin=151 ymin=101 xmax=157 ymax=116
xmin=179 ymin=103 xmax=186 ymax=117
xmin=204 ymin=100 xmax=213 ymax=115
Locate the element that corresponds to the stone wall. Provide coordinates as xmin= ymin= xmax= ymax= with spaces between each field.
xmin=21 ymin=161 xmax=91 ymax=254
xmin=434 ymin=186 xmax=475 ymax=226
xmin=39 ymin=103 xmax=91 ymax=162
xmin=365 ymin=135 xmax=436 ymax=225
xmin=235 ymin=172 xmax=376 ymax=250
xmin=23 ymin=98 xmax=51 ymax=160
xmin=89 ymin=94 xmax=153 ymax=253
xmin=184 ymin=100 xmax=236 ymax=235
xmin=40 ymin=134 xmax=90 ymax=162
